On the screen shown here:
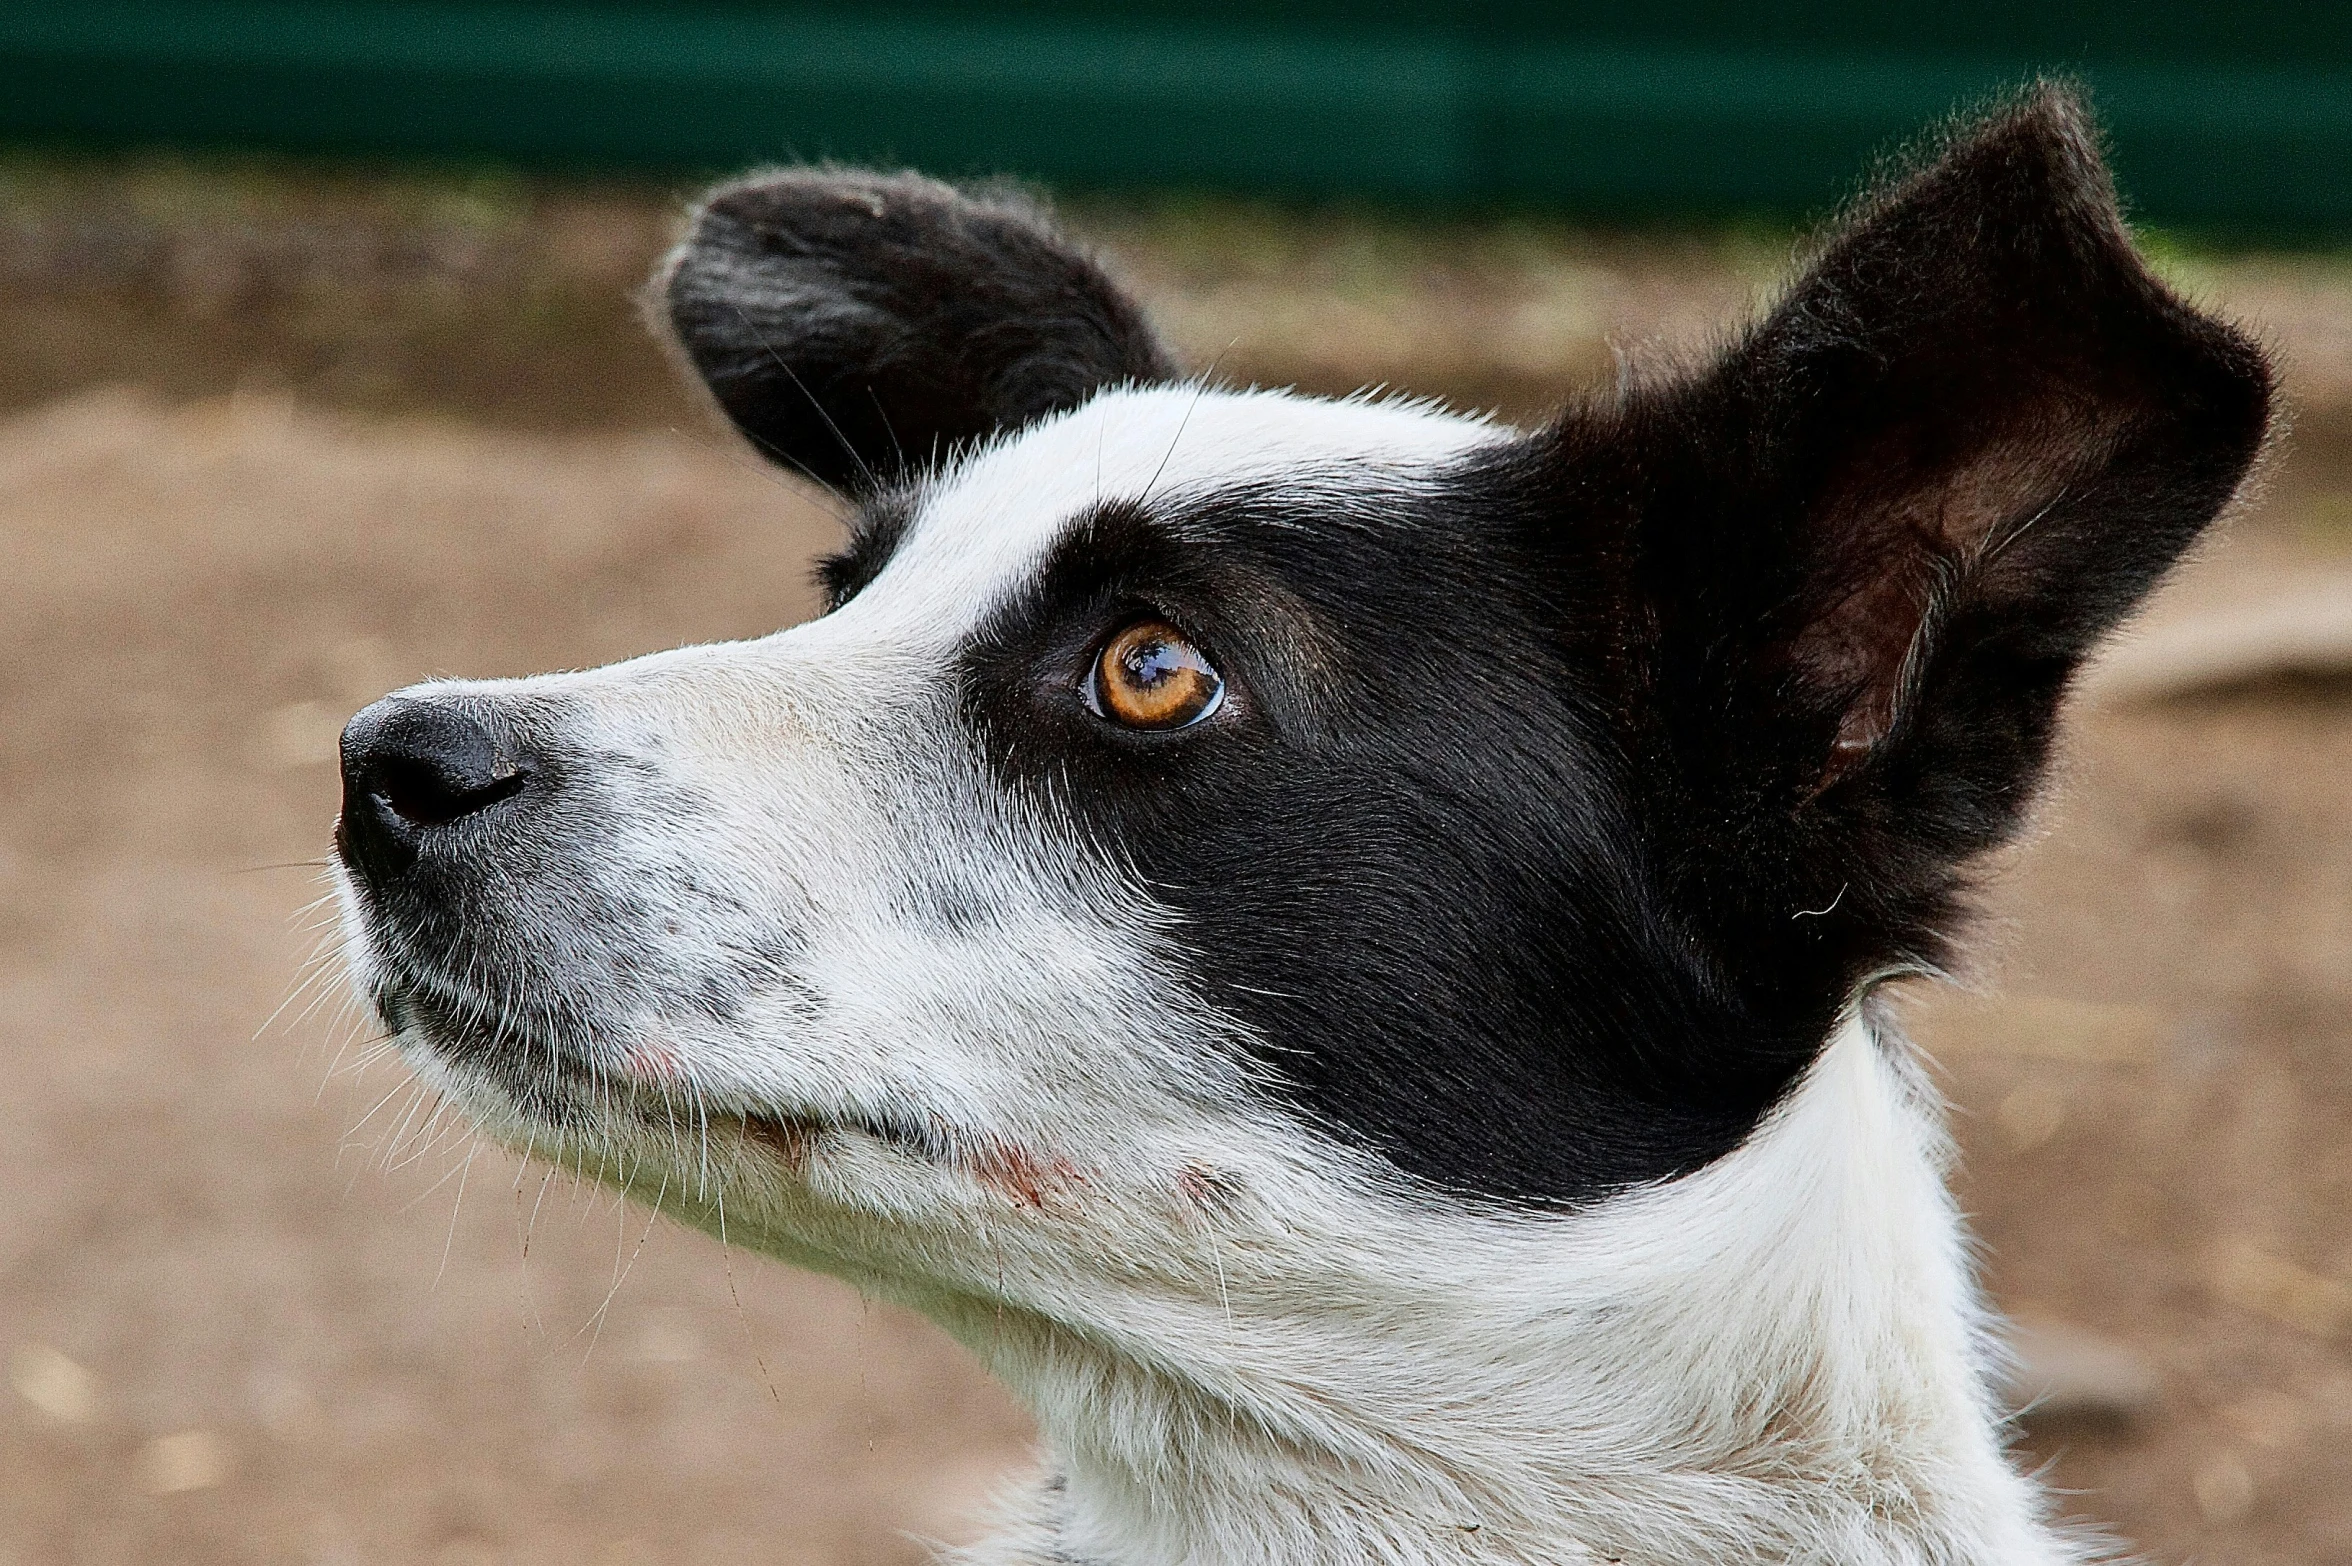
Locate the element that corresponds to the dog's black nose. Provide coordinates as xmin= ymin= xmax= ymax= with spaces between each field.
xmin=338 ymin=698 xmax=533 ymax=876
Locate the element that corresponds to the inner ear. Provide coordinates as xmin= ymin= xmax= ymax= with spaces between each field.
xmin=1794 ymin=400 xmax=2123 ymax=769
xmin=657 ymin=170 xmax=1176 ymax=493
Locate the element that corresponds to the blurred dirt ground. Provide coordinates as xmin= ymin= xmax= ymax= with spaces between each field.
xmin=2 ymin=154 xmax=2350 ymax=1566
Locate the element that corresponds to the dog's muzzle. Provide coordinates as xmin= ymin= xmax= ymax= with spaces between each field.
xmin=333 ymin=690 xmax=619 ymax=1102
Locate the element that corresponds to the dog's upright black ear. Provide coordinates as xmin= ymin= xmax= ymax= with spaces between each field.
xmin=658 ymin=170 xmax=1176 ymax=491
xmin=1555 ymin=86 xmax=2272 ymax=982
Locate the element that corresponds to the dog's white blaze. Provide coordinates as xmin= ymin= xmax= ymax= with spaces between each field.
xmin=812 ymin=384 xmax=1498 ymax=656
xmin=340 ymin=383 xmax=2090 ymax=1566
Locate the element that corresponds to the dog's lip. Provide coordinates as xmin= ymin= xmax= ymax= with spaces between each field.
xmin=724 ymin=1104 xmax=962 ymax=1165
xmin=721 ymin=1108 xmax=1089 ymax=1211
xmin=388 ymin=996 xmax=1085 ymax=1211
xmin=725 ymin=1110 xmax=824 ymax=1167
xmin=369 ymin=964 xmax=994 ymax=1185
xmin=375 ymin=970 xmax=955 ymax=1161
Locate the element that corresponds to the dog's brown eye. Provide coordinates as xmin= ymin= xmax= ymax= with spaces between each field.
xmin=1086 ymin=621 xmax=1224 ymax=731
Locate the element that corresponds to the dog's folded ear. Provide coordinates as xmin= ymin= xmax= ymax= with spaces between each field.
xmin=1571 ymin=85 xmax=2271 ymax=951
xmin=657 ymin=170 xmax=1176 ymax=492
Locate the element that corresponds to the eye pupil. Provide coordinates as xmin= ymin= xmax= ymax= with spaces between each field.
xmin=1089 ymin=620 xmax=1224 ymax=731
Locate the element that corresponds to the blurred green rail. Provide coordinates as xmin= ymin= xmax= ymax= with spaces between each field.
xmin=3 ymin=2 xmax=2347 ymax=229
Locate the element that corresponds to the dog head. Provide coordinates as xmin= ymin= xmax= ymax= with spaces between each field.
xmin=332 ymin=91 xmax=2266 ymax=1332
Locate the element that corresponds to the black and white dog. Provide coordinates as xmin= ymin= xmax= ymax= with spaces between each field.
xmin=333 ymin=89 xmax=2268 ymax=1565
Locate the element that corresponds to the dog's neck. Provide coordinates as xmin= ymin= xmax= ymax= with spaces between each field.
xmin=947 ymin=1014 xmax=2079 ymax=1566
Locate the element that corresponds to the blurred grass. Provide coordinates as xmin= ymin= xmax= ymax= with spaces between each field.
xmin=6 ymin=144 xmax=2352 ymax=434
xmin=0 ymin=146 xmax=1788 ymax=428
xmin=0 ymin=147 xmax=681 ymax=428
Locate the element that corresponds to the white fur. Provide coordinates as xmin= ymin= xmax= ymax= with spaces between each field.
xmin=339 ymin=385 xmax=2083 ymax=1566
xmin=844 ymin=383 xmax=1496 ymax=647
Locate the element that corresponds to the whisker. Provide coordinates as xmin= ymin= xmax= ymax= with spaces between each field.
xmin=712 ymin=1183 xmax=786 ymax=1410
xmin=434 ymin=1133 xmax=483 ymax=1287
xmin=663 ymin=419 xmax=854 ymax=528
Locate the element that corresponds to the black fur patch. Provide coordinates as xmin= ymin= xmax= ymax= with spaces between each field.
xmin=963 ymin=489 xmax=1785 ymax=1205
xmin=817 ymin=489 xmax=917 ymax=610
xmin=957 ymin=88 xmax=2270 ymax=1206
xmin=661 ymin=169 xmax=1175 ymax=494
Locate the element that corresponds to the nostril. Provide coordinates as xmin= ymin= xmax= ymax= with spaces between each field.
xmin=373 ymin=754 xmax=531 ymax=828
xmin=338 ymin=697 xmax=536 ymax=868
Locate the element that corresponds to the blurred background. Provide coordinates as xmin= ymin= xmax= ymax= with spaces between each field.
xmin=2 ymin=5 xmax=2350 ymax=1564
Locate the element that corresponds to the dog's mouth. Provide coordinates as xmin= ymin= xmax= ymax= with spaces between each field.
xmin=369 ymin=964 xmax=976 ymax=1175
xmin=717 ymin=1103 xmax=967 ymax=1175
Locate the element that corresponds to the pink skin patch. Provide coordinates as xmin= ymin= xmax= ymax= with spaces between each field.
xmin=619 ymin=1034 xmax=683 ymax=1084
